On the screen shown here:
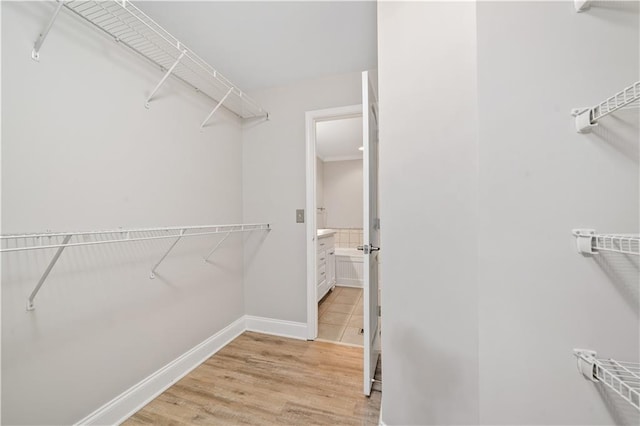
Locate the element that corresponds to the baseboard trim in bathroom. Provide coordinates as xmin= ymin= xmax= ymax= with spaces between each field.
xmin=336 ymin=282 xmax=364 ymax=288
xmin=315 ymin=338 xmax=364 ymax=348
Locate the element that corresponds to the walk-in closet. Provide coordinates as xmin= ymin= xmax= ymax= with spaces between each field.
xmin=2 ymin=1 xmax=638 ymax=425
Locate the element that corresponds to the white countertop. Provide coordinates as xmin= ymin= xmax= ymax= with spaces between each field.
xmin=317 ymin=229 xmax=337 ymax=237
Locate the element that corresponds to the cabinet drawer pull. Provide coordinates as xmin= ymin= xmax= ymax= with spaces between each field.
xmin=321 ymin=271 xmax=325 ymax=276
xmin=319 ymin=257 xmax=325 ymax=261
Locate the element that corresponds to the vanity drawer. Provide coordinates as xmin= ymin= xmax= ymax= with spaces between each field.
xmin=317 ymin=264 xmax=326 ymax=283
xmin=317 ymin=235 xmax=335 ymax=250
xmin=317 ymin=249 xmax=327 ymax=264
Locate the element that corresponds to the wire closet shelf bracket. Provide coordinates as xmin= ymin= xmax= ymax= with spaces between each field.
xmin=574 ymin=0 xmax=592 ymax=12
xmin=572 ymin=229 xmax=640 ymax=256
xmin=31 ymin=0 xmax=269 ymax=124
xmin=572 ymin=81 xmax=640 ymax=133
xmin=0 ymin=223 xmax=270 ymax=311
xmin=574 ymin=349 xmax=640 ymax=411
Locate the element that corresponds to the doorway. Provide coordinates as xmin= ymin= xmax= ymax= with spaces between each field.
xmin=305 ymin=71 xmax=381 ymax=396
xmin=305 ymin=104 xmax=362 ymax=342
xmin=315 ymin=114 xmax=365 ymax=346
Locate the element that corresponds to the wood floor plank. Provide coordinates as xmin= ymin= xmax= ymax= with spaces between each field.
xmin=124 ymin=332 xmax=381 ymax=425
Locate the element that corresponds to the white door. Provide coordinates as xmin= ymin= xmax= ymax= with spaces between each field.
xmin=361 ymin=70 xmax=380 ymax=396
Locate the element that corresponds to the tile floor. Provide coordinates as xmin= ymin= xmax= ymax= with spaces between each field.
xmin=318 ymin=286 xmax=364 ymax=346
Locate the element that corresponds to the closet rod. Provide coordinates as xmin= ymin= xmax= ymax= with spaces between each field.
xmin=574 ymin=349 xmax=640 ymax=411
xmin=572 ymin=81 xmax=640 ymax=133
xmin=572 ymin=229 xmax=640 ymax=256
xmin=1 ymin=223 xmax=270 ymax=310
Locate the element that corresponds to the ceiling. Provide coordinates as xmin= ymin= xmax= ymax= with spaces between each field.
xmin=316 ymin=117 xmax=363 ymax=162
xmin=135 ymin=1 xmax=377 ymax=92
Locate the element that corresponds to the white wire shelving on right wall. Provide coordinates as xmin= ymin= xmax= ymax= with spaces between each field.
xmin=572 ymin=229 xmax=640 ymax=256
xmin=574 ymin=350 xmax=640 ymax=411
xmin=572 ymin=81 xmax=640 ymax=133
xmin=572 ymin=230 xmax=640 ymax=412
xmin=570 ymin=5 xmax=640 ymax=414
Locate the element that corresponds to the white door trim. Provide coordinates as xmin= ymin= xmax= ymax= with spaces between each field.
xmin=305 ymin=104 xmax=362 ymax=340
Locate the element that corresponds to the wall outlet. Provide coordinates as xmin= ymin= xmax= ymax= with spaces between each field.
xmin=296 ymin=209 xmax=305 ymax=223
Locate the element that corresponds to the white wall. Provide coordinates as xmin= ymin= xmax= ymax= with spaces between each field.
xmin=476 ymin=2 xmax=639 ymax=425
xmin=1 ymin=3 xmax=248 ymax=424
xmin=323 ymin=159 xmax=363 ymax=229
xmin=378 ymin=1 xmax=639 ymax=425
xmin=378 ymin=2 xmax=480 ymax=424
xmin=243 ymin=72 xmax=361 ymax=322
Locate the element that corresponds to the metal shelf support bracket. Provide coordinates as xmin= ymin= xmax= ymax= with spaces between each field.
xmin=571 ymin=108 xmax=596 ymax=133
xmin=201 ymin=87 xmax=234 ymax=128
xmin=574 ymin=349 xmax=598 ymax=382
xmin=574 ymin=0 xmax=592 ymax=12
xmin=150 ymin=229 xmax=186 ymax=279
xmin=145 ymin=49 xmax=186 ymax=109
xmin=27 ymin=234 xmax=73 ymax=310
xmin=32 ymin=0 xmax=65 ymax=61
xmin=572 ymin=229 xmax=595 ymax=254
xmin=203 ymin=231 xmax=232 ymax=262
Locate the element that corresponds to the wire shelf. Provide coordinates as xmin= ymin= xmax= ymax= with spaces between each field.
xmin=573 ymin=81 xmax=640 ymax=133
xmin=572 ymin=229 xmax=640 ymax=256
xmin=594 ymin=234 xmax=640 ymax=255
xmin=1 ymin=223 xmax=270 ymax=310
xmin=0 ymin=223 xmax=270 ymax=251
xmin=575 ymin=350 xmax=640 ymax=411
xmin=37 ymin=0 xmax=267 ymax=120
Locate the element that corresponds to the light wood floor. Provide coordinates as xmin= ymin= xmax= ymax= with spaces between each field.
xmin=124 ymin=332 xmax=381 ymax=425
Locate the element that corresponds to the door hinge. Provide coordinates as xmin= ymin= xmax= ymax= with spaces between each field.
xmin=378 ymin=305 xmax=381 ymax=316
xmin=374 ymin=218 xmax=380 ymax=230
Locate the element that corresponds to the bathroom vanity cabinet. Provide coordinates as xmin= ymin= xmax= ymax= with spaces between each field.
xmin=317 ymin=231 xmax=336 ymax=301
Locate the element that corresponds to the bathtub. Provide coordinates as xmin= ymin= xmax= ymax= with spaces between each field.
xmin=334 ymin=247 xmax=364 ymax=288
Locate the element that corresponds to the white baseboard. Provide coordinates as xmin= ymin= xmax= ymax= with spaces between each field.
xmin=75 ymin=316 xmax=246 ymax=426
xmin=337 ymin=281 xmax=363 ymax=288
xmin=245 ymin=315 xmax=308 ymax=340
xmin=75 ymin=315 xmax=308 ymax=425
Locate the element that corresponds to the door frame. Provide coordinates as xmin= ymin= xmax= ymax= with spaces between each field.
xmin=305 ymin=104 xmax=362 ymax=340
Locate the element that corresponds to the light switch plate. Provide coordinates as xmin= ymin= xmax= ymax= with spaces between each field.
xmin=296 ymin=209 xmax=305 ymax=223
